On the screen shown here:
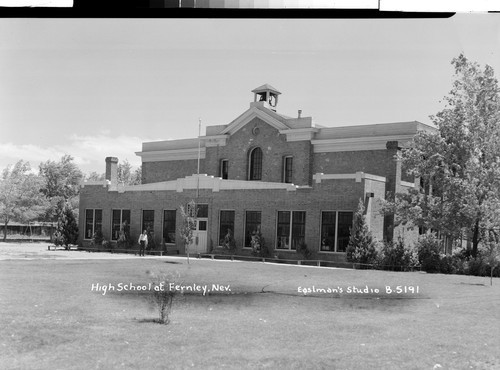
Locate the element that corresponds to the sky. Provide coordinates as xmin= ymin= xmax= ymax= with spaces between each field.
xmin=0 ymin=15 xmax=499 ymax=175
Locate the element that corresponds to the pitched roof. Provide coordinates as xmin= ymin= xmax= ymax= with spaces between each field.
xmin=251 ymin=84 xmax=282 ymax=95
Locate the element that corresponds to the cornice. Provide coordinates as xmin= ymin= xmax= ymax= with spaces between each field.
xmin=279 ymin=128 xmax=319 ymax=142
xmin=200 ymin=135 xmax=229 ymax=147
xmin=313 ymin=172 xmax=386 ymax=184
xmin=105 ymin=174 xmax=298 ymax=193
xmin=311 ymin=135 xmax=414 ymax=153
xmin=135 ymin=148 xmax=206 ymax=162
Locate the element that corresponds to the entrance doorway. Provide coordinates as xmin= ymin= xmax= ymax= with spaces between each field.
xmin=188 ymin=204 xmax=208 ymax=254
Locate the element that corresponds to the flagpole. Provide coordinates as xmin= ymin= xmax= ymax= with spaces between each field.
xmin=197 ymin=118 xmax=201 ymax=199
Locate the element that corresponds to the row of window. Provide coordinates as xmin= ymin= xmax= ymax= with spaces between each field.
xmin=84 ymin=208 xmax=352 ymax=253
xmin=219 ymin=149 xmax=293 ymax=183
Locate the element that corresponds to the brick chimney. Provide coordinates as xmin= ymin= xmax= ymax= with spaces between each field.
xmin=105 ymin=157 xmax=118 ymax=185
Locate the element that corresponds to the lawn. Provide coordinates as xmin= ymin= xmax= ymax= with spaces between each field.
xmin=1 ymin=243 xmax=499 ymax=369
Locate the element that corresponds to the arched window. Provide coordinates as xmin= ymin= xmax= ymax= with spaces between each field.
xmin=248 ymin=147 xmax=262 ymax=180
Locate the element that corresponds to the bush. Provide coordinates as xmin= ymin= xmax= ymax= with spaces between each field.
xmin=147 ymin=271 xmax=180 ymax=325
xmin=297 ymin=241 xmax=312 ymax=260
xmin=251 ymin=229 xmax=268 ymax=257
xmin=439 ymin=255 xmax=457 ymax=274
xmin=220 ymin=229 xmax=236 ymax=252
xmin=346 ymin=199 xmax=378 ymax=265
xmin=378 ymin=237 xmax=416 ymax=271
xmin=465 ymin=256 xmax=500 ymax=277
xmin=53 ymin=230 xmax=65 ymax=246
xmin=416 ymin=233 xmax=442 ymax=273
xmin=146 ymin=231 xmax=157 ymax=252
xmin=102 ymin=239 xmax=112 ymax=252
xmin=90 ymin=230 xmax=104 ymax=248
xmin=117 ymin=230 xmax=132 ymax=249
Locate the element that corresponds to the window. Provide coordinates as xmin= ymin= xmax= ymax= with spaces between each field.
xmin=163 ymin=210 xmax=176 ymax=244
xmin=283 ymin=156 xmax=293 ymax=183
xmin=244 ymin=211 xmax=261 ymax=248
xmin=320 ymin=211 xmax=353 ymax=252
xmin=84 ymin=209 xmax=102 ymax=239
xmin=276 ymin=211 xmax=306 ymax=250
xmin=197 ymin=204 xmax=209 ymax=218
xmin=111 ymin=209 xmax=130 ymax=241
xmin=142 ymin=210 xmax=155 ymax=236
xmin=198 ymin=220 xmax=207 ymax=231
xmin=320 ymin=212 xmax=336 ymax=252
xmin=248 ymin=147 xmax=262 ymax=180
xmin=219 ymin=210 xmax=235 ymax=245
xmin=337 ymin=212 xmax=353 ymax=252
xmin=277 ymin=211 xmax=290 ymax=249
xmin=220 ymin=159 xmax=229 ymax=180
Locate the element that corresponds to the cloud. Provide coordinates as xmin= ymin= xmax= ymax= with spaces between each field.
xmin=0 ymin=134 xmax=148 ymax=175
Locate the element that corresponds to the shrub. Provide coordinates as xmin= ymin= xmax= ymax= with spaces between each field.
xmin=297 ymin=241 xmax=312 ymax=260
xmin=146 ymin=231 xmax=157 ymax=252
xmin=251 ymin=229 xmax=268 ymax=257
xmin=90 ymin=230 xmax=104 ymax=248
xmin=53 ymin=230 xmax=65 ymax=246
xmin=438 ymin=255 xmax=457 ymax=274
xmin=116 ymin=230 xmax=132 ymax=249
xmin=416 ymin=233 xmax=442 ymax=273
xmin=378 ymin=237 xmax=415 ymax=271
xmin=147 ymin=271 xmax=180 ymax=325
xmin=102 ymin=239 xmax=112 ymax=252
xmin=220 ymin=229 xmax=236 ymax=252
xmin=346 ymin=199 xmax=378 ymax=265
xmin=57 ymin=206 xmax=79 ymax=248
xmin=465 ymin=256 xmax=497 ymax=277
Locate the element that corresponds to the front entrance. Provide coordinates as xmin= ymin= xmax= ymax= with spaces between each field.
xmin=188 ymin=204 xmax=208 ymax=254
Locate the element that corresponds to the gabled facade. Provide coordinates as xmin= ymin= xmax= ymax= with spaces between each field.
xmin=79 ymin=85 xmax=435 ymax=261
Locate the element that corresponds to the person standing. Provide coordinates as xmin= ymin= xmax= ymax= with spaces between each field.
xmin=138 ymin=230 xmax=148 ymax=256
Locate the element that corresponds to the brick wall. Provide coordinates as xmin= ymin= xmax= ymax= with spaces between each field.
xmin=363 ymin=178 xmax=386 ymax=242
xmin=79 ymin=177 xmax=370 ymax=262
xmin=142 ymin=159 xmax=205 ymax=184
xmin=142 ymin=118 xmax=313 ymax=186
xmin=313 ymin=150 xmax=389 ymax=177
xmin=205 ymin=117 xmax=313 ymax=185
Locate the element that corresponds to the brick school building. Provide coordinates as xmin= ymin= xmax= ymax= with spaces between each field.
xmin=78 ymin=84 xmax=434 ymax=261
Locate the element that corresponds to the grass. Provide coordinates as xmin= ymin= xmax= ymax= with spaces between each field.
xmin=1 ymin=245 xmax=500 ymax=369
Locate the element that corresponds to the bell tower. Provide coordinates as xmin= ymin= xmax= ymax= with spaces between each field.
xmin=252 ymin=84 xmax=281 ymax=111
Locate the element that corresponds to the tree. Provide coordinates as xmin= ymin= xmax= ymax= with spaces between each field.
xmin=117 ymin=159 xmax=133 ymax=185
xmin=179 ymin=201 xmax=197 ymax=264
xmin=346 ymin=199 xmax=378 ymax=265
xmin=0 ymin=161 xmax=47 ymax=241
xmin=39 ymin=155 xmax=83 ymax=225
xmin=86 ymin=171 xmax=105 ymax=181
xmin=117 ymin=160 xmax=141 ymax=185
xmin=39 ymin=155 xmax=83 ymax=200
xmin=481 ymin=200 xmax=500 ymax=285
xmin=131 ymin=165 xmax=142 ymax=185
xmin=390 ymin=54 xmax=500 ymax=258
xmin=55 ymin=204 xmax=79 ymax=248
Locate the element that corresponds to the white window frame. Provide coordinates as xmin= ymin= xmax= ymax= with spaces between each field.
xmin=319 ymin=210 xmax=353 ymax=253
xmin=220 ymin=159 xmax=229 ymax=179
xmin=243 ymin=210 xmax=261 ymax=249
xmin=162 ymin=209 xmax=177 ymax=245
xmin=218 ymin=209 xmax=235 ymax=247
xmin=84 ymin=208 xmax=102 ymax=240
xmin=282 ymin=156 xmax=293 ymax=183
xmin=111 ymin=209 xmax=130 ymax=241
xmin=275 ymin=210 xmax=306 ymax=251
